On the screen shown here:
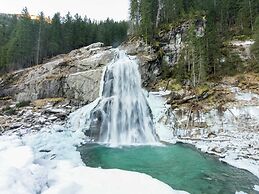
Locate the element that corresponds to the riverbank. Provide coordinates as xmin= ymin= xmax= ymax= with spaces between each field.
xmin=148 ymin=82 xmax=259 ymax=190
xmin=0 ymin=99 xmax=187 ymax=194
xmin=1 ymin=75 xmax=259 ymax=193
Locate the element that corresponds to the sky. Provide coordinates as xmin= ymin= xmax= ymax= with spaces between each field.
xmin=0 ymin=0 xmax=129 ymax=21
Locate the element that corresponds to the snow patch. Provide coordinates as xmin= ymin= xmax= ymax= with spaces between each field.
xmin=235 ymin=192 xmax=247 ymax=194
xmin=230 ymin=87 xmax=259 ymax=101
xmin=231 ymin=40 xmax=255 ymax=46
xmin=0 ymin=115 xmax=187 ymax=194
xmin=43 ymin=162 xmax=188 ymax=194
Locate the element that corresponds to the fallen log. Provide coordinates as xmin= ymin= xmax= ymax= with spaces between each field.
xmin=169 ymin=90 xmax=213 ymax=105
xmin=178 ymin=137 xmax=230 ymax=142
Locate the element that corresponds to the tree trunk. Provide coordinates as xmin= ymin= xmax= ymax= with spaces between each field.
xmin=248 ymin=0 xmax=254 ymax=31
xmin=198 ymin=49 xmax=202 ymax=84
xmin=192 ymin=49 xmax=196 ymax=87
xmin=155 ymin=0 xmax=164 ymax=28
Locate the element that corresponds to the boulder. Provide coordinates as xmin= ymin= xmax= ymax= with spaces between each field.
xmin=65 ymin=69 xmax=103 ymax=104
xmin=0 ymin=43 xmax=115 ymax=105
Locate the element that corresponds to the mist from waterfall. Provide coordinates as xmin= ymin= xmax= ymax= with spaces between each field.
xmin=87 ymin=50 xmax=158 ymax=146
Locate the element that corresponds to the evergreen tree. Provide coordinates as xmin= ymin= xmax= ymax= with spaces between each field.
xmin=63 ymin=12 xmax=74 ymax=52
xmin=48 ymin=13 xmax=63 ymax=56
xmin=139 ymin=0 xmax=158 ymax=41
xmin=129 ymin=0 xmax=259 ymax=84
xmin=251 ymin=16 xmax=259 ymax=70
xmin=72 ymin=14 xmax=85 ymax=48
xmin=0 ymin=8 xmax=128 ymax=73
xmin=5 ymin=8 xmax=37 ymax=69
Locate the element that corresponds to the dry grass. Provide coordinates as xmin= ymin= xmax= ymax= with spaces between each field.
xmin=32 ymin=98 xmax=65 ymax=108
xmin=223 ymin=73 xmax=259 ymax=94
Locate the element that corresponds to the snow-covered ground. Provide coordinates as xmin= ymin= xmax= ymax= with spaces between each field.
xmin=147 ymin=88 xmax=259 ymax=193
xmin=1 ymin=85 xmax=259 ymax=194
xmin=0 ymin=99 xmax=188 ymax=194
xmin=229 ymin=40 xmax=255 ymax=60
xmin=230 ymin=40 xmax=255 ymax=47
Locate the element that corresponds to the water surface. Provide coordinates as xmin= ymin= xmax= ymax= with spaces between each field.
xmin=78 ymin=143 xmax=259 ymax=194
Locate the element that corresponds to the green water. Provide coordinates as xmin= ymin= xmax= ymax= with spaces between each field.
xmin=78 ymin=143 xmax=259 ymax=194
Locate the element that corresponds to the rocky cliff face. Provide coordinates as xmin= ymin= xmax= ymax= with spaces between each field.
xmin=120 ymin=39 xmax=160 ymax=87
xmin=121 ymin=18 xmax=206 ymax=88
xmin=160 ymin=19 xmax=205 ymax=67
xmin=0 ymin=43 xmax=115 ymax=105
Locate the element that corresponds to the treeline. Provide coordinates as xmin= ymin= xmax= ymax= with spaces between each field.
xmin=130 ymin=0 xmax=259 ymax=40
xmin=130 ymin=0 xmax=259 ymax=85
xmin=0 ymin=8 xmax=128 ymax=72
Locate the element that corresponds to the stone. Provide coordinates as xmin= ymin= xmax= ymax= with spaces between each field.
xmin=48 ymin=116 xmax=58 ymax=121
xmin=211 ymin=147 xmax=225 ymax=154
xmin=10 ymin=123 xmax=22 ymax=129
xmin=44 ymin=108 xmax=66 ymax=114
xmin=0 ymin=42 xmax=115 ymax=105
xmin=208 ymin=132 xmax=217 ymax=138
xmin=65 ymin=69 xmax=103 ymax=104
xmin=122 ymin=19 xmax=206 ymax=88
xmin=38 ymin=117 xmax=46 ymax=124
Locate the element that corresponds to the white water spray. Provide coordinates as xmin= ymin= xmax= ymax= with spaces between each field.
xmin=80 ymin=50 xmax=159 ymax=146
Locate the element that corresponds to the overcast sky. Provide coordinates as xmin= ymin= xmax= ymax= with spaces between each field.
xmin=0 ymin=0 xmax=129 ymax=21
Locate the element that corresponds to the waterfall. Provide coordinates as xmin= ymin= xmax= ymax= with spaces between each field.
xmin=87 ymin=50 xmax=158 ymax=146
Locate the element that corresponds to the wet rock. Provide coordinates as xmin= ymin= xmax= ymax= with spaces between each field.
xmin=208 ymin=132 xmax=217 ymax=138
xmin=38 ymin=117 xmax=46 ymax=124
xmin=48 ymin=116 xmax=58 ymax=121
xmin=10 ymin=123 xmax=22 ymax=129
xmin=211 ymin=147 xmax=225 ymax=154
xmin=39 ymin=149 xmax=51 ymax=153
xmin=44 ymin=108 xmax=66 ymax=114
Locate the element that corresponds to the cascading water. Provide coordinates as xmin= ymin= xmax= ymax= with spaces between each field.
xmin=87 ymin=50 xmax=158 ymax=146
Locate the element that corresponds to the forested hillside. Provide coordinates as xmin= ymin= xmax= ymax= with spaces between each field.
xmin=0 ymin=8 xmax=128 ymax=72
xmin=130 ymin=0 xmax=259 ymax=84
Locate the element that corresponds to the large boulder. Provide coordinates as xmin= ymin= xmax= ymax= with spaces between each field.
xmin=65 ymin=69 xmax=103 ymax=105
xmin=0 ymin=43 xmax=115 ymax=105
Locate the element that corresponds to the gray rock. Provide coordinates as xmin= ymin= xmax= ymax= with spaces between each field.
xmin=10 ymin=123 xmax=22 ymax=129
xmin=211 ymin=147 xmax=225 ymax=154
xmin=48 ymin=116 xmax=58 ymax=121
xmin=65 ymin=69 xmax=103 ymax=104
xmin=122 ymin=19 xmax=206 ymax=88
xmin=0 ymin=42 xmax=116 ymax=105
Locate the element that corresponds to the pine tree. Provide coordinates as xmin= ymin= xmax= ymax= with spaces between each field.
xmin=139 ymin=0 xmax=158 ymax=41
xmin=48 ymin=13 xmax=63 ymax=56
xmin=0 ymin=8 xmax=129 ymax=72
xmin=5 ymin=8 xmax=37 ymax=69
xmin=63 ymin=12 xmax=73 ymax=52
xmin=251 ymin=16 xmax=259 ymax=70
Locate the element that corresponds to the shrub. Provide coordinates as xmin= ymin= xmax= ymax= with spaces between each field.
xmin=16 ymin=101 xmax=31 ymax=108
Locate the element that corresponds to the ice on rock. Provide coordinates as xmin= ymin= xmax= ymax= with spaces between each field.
xmin=147 ymin=91 xmax=175 ymax=142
